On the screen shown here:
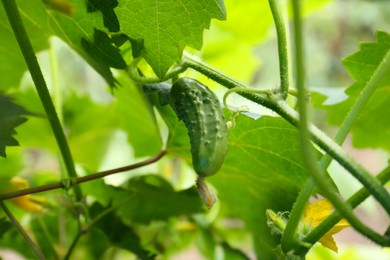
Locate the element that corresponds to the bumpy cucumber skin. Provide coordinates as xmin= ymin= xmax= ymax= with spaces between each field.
xmin=170 ymin=78 xmax=228 ymax=177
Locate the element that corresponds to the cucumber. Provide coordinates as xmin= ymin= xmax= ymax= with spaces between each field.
xmin=170 ymin=77 xmax=228 ymax=177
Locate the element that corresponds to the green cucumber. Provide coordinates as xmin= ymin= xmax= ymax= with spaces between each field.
xmin=170 ymin=77 xmax=228 ymax=177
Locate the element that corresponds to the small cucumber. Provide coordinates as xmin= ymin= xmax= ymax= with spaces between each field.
xmin=170 ymin=77 xmax=228 ymax=177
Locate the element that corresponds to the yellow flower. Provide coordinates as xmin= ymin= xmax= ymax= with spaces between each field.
xmin=303 ymin=199 xmax=350 ymax=252
xmin=9 ymin=177 xmax=46 ymax=212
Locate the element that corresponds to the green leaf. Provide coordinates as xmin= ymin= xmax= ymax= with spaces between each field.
xmin=63 ymin=93 xmax=116 ymax=171
xmin=195 ymin=227 xmax=216 ymax=258
xmin=0 ymin=94 xmax=32 ymax=157
xmin=0 ymin=0 xmax=125 ymax=89
xmin=211 ymin=116 xmax=308 ymax=257
xmin=86 ymin=0 xmax=120 ymax=32
xmin=48 ymin=0 xmax=125 ymax=87
xmin=324 ymin=31 xmax=390 ymax=151
xmin=0 ymin=0 xmax=50 ymax=91
xmin=115 ymin=0 xmax=226 ymax=78
xmin=81 ymin=179 xmax=116 ymax=207
xmin=81 ymin=29 xmax=127 ymax=70
xmin=0 ymin=228 xmax=36 ymax=259
xmin=90 ymin=203 xmax=156 ymax=259
xmin=166 ymin=111 xmax=308 ymax=257
xmin=112 ymin=75 xmax=163 ymax=157
xmin=115 ymin=175 xmax=205 ymax=225
xmin=30 ymin=217 xmax=60 ymax=260
xmin=0 ymin=217 xmax=12 ymax=239
xmin=79 ymin=228 xmax=111 ymax=259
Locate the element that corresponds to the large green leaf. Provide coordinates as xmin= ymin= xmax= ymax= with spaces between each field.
xmin=165 ymin=110 xmax=308 ymax=257
xmin=115 ymin=0 xmax=226 ymax=78
xmin=83 ymin=175 xmax=205 ymax=226
xmin=210 ymin=115 xmax=308 ymax=258
xmin=47 ymin=0 xmax=126 ymax=86
xmin=0 ymin=94 xmax=32 ymax=157
xmin=324 ymin=31 xmax=390 ymax=151
xmin=90 ymin=203 xmax=156 ymax=259
xmin=115 ymin=175 xmax=205 ymax=225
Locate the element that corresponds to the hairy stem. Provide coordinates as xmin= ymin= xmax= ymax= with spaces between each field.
xmin=128 ymin=57 xmax=186 ymax=83
xmin=268 ymin=0 xmax=289 ymax=99
xmin=286 ymin=0 xmax=390 ymax=251
xmin=282 ymin=40 xmax=390 ymax=254
xmin=281 ymin=0 xmax=318 ymax=253
xmin=2 ymin=0 xmax=82 ymax=200
xmin=0 ymin=151 xmax=166 ymax=200
xmin=277 ymin=101 xmax=390 ymax=212
xmin=0 ymin=201 xmax=45 ymax=260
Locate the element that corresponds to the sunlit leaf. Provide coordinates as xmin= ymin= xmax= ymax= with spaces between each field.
xmin=323 ymin=31 xmax=390 ymax=151
xmin=115 ymin=175 xmax=205 ymax=225
xmin=115 ymin=0 xmax=226 ymax=78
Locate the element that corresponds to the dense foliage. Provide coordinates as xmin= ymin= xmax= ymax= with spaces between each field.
xmin=0 ymin=0 xmax=389 ymax=259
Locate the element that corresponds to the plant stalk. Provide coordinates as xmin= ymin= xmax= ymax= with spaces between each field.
xmin=64 ymin=195 xmax=135 ymax=259
xmin=0 ymin=150 xmax=166 ymax=200
xmin=282 ymin=45 xmax=390 ymax=254
xmin=268 ymin=0 xmax=289 ymax=99
xmin=184 ymin=49 xmax=390 ymax=245
xmin=287 ymin=0 xmax=390 ymax=249
xmin=1 ymin=0 xmax=82 ymax=200
xmin=0 ymin=201 xmax=45 ymax=259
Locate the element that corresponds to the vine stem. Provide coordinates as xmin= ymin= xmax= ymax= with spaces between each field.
xmin=183 ymin=46 xmax=390 ymax=246
xmin=268 ymin=0 xmax=289 ymax=99
xmin=282 ymin=41 xmax=390 ymax=254
xmin=0 ymin=150 xmax=166 ymax=200
xmin=284 ymin=0 xmax=390 ymax=251
xmin=0 ymin=201 xmax=45 ymax=260
xmin=64 ymin=195 xmax=135 ymax=259
xmin=1 ymin=0 xmax=82 ymax=200
xmin=63 ymin=232 xmax=83 ymax=260
xmin=128 ymin=57 xmax=187 ymax=83
xmin=276 ymin=101 xmax=390 ymax=221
